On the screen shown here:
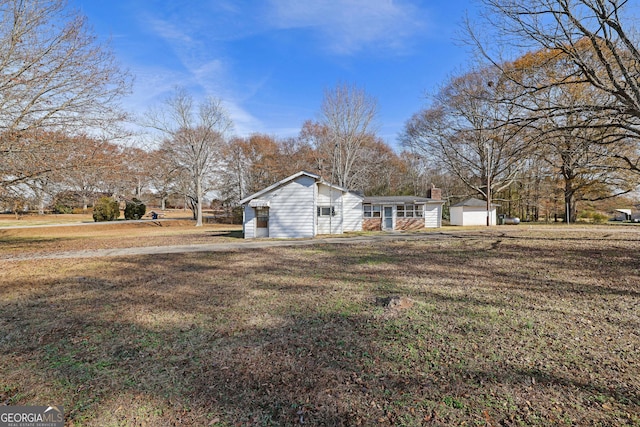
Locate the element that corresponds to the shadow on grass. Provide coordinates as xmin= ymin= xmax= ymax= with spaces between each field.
xmin=0 ymin=236 xmax=69 ymax=246
xmin=0 ymin=229 xmax=70 ymax=244
xmin=1 ymin=233 xmax=639 ymax=425
xmin=207 ymin=229 xmax=244 ymax=239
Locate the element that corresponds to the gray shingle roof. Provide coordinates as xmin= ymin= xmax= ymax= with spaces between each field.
xmin=451 ymin=198 xmax=499 ymax=207
xmin=362 ymin=196 xmax=441 ymax=204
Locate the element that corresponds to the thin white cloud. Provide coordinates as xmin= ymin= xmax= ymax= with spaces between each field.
xmin=124 ymin=1 xmax=430 ymax=140
xmin=191 ymin=59 xmax=227 ymax=90
xmin=126 ymin=67 xmax=185 ymax=110
xmin=223 ymin=100 xmax=264 ymax=136
xmin=75 ymin=0 xmax=442 ymax=146
xmin=145 ymin=16 xmax=194 ymax=45
xmin=127 ymin=62 xmax=264 ymax=139
xmin=266 ymin=0 xmax=427 ymax=54
xmin=135 ymin=9 xmax=265 ymax=136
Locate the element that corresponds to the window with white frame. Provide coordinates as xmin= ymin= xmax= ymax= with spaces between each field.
xmin=396 ymin=204 xmax=423 ymax=218
xmin=317 ymin=206 xmax=336 ymax=217
xmin=363 ymin=204 xmax=381 ymax=218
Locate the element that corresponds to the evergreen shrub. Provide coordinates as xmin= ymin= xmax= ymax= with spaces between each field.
xmin=92 ymin=197 xmax=120 ymax=222
xmin=124 ymin=198 xmax=146 ymax=220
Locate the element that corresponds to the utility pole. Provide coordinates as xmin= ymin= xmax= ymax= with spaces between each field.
xmin=486 ymin=143 xmax=491 ymax=227
xmin=330 ymin=143 xmax=338 ymax=234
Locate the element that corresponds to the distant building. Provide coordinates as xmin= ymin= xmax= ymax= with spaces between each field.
xmin=450 ymin=198 xmax=498 ymax=226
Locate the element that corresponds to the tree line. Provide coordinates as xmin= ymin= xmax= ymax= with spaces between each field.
xmin=1 ymin=0 xmax=639 ymax=225
xmin=406 ymin=0 xmax=640 ymax=222
xmin=2 ymin=94 xmax=437 ymax=221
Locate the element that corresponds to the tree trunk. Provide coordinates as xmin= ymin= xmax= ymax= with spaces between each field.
xmin=564 ymin=180 xmax=577 ymax=224
xmin=196 ymin=179 xmax=203 ymax=227
xmin=35 ymin=190 xmax=45 ymax=215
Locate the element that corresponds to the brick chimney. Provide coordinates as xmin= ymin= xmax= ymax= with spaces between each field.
xmin=427 ymin=185 xmax=441 ymax=200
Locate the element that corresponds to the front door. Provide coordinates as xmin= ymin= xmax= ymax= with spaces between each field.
xmin=383 ymin=206 xmax=393 ymax=230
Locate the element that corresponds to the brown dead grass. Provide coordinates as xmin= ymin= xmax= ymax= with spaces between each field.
xmin=0 ymin=209 xmax=194 ymax=227
xmin=0 ymin=220 xmax=242 ymax=258
xmin=0 ymin=226 xmax=639 ymax=426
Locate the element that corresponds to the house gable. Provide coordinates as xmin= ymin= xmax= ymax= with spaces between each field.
xmin=240 ymin=171 xmax=363 ymax=239
xmin=239 ymin=171 xmax=321 ymax=206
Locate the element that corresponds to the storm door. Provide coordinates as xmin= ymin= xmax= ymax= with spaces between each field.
xmin=255 ymin=207 xmax=269 ymax=238
xmin=383 ymin=206 xmax=393 ymax=230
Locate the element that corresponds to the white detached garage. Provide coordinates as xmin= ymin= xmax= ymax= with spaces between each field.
xmin=239 ymin=171 xmax=363 ymax=239
xmin=450 ymin=198 xmax=498 ymax=226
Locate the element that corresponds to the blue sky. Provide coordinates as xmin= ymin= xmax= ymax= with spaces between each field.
xmin=71 ymin=1 xmax=477 ymax=150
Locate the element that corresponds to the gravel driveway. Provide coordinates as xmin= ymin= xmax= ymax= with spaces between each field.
xmin=2 ymin=232 xmax=456 ymax=261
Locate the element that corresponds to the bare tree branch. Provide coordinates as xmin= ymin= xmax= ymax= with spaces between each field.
xmin=144 ymin=87 xmax=232 ymax=226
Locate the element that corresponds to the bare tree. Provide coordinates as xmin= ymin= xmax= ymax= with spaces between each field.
xmin=56 ymin=135 xmax=127 ymax=211
xmin=219 ymin=138 xmax=250 ymax=204
xmin=218 ymin=134 xmax=319 ymax=205
xmin=471 ymin=0 xmax=640 ymax=170
xmin=146 ymin=147 xmax=181 ymax=210
xmin=318 ymin=83 xmax=379 ymax=189
xmin=145 ymin=88 xmax=232 ymax=226
xmin=403 ymin=67 xmax=533 ymax=204
xmin=0 ymin=131 xmax=125 ymax=212
xmin=543 ymin=68 xmax=635 ymax=221
xmin=0 ymin=0 xmax=131 ymax=199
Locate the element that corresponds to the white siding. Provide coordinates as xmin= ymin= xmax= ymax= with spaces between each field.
xmin=450 ymin=206 xmax=464 ymax=226
xmin=242 ymin=172 xmax=363 ymax=238
xmin=268 ymin=175 xmax=316 ymax=238
xmin=317 ymin=183 xmax=343 ymax=234
xmin=489 ymin=209 xmax=497 ymax=226
xmin=451 ymin=206 xmax=497 ymax=226
xmin=424 ymin=203 xmax=442 ymax=228
xmin=342 ymin=192 xmax=363 ymax=232
xmin=316 ymin=183 xmax=343 ymax=206
xmin=243 ymin=205 xmax=256 ymax=238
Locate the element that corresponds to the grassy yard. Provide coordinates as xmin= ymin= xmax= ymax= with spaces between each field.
xmin=0 ymin=209 xmax=195 ymax=227
xmin=0 ymin=225 xmax=639 ymax=426
xmin=0 ymin=219 xmax=243 ymax=258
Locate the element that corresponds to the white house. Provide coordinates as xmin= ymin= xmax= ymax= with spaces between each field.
xmin=450 ymin=198 xmax=498 ymax=226
xmin=239 ymin=171 xmax=363 ymax=239
xmin=361 ymin=194 xmax=444 ymax=231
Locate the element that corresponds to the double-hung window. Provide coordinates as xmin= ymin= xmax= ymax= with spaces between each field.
xmin=363 ymin=204 xmax=381 ymax=218
xmin=396 ymin=204 xmax=423 ymax=218
xmin=317 ymin=206 xmax=336 ymax=217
